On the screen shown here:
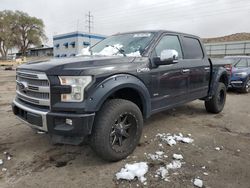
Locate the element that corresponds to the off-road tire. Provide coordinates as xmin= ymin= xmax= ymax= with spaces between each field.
xmin=205 ymin=82 xmax=227 ymax=113
xmin=90 ymin=99 xmax=143 ymax=162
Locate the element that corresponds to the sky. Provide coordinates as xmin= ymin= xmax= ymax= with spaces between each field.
xmin=1 ymin=0 xmax=250 ymax=46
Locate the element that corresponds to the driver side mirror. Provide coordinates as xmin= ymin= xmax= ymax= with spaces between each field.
xmin=153 ymin=49 xmax=179 ymax=66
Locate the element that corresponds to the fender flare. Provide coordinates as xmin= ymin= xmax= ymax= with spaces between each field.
xmin=208 ymin=67 xmax=229 ymax=97
xmin=84 ymin=74 xmax=151 ymax=118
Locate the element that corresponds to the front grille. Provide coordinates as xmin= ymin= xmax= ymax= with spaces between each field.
xmin=16 ymin=70 xmax=50 ymax=107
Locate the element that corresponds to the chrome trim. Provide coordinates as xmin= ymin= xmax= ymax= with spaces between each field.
xmin=17 ymin=70 xmax=48 ymax=80
xmin=182 ymin=69 xmax=190 ymax=73
xmin=231 ymin=81 xmax=243 ymax=84
xmin=16 ymin=90 xmax=50 ymax=106
xmin=13 ymin=98 xmax=48 ymax=132
xmin=16 ymin=80 xmax=50 ymax=93
xmin=16 ymin=70 xmax=50 ymax=107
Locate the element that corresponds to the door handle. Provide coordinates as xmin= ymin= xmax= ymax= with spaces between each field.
xmin=182 ymin=69 xmax=190 ymax=73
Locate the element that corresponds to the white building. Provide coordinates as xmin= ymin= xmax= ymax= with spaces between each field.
xmin=53 ymin=31 xmax=106 ymax=58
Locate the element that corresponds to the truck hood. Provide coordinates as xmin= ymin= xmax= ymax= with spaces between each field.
xmin=18 ymin=56 xmax=137 ymax=76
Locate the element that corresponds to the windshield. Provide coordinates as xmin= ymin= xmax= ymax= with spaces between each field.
xmin=90 ymin=32 xmax=155 ymax=57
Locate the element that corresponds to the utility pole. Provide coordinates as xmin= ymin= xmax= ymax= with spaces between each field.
xmin=85 ymin=11 xmax=93 ymax=45
xmin=85 ymin=11 xmax=93 ymax=33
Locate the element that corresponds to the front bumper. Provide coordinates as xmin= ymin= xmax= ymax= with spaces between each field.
xmin=12 ymin=98 xmax=95 ymax=137
xmin=229 ymin=80 xmax=244 ymax=88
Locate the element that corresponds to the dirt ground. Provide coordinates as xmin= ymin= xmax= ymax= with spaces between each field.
xmin=0 ymin=67 xmax=250 ymax=188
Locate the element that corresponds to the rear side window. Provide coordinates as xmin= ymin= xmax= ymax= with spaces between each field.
xmin=235 ymin=59 xmax=248 ymax=68
xmin=182 ymin=37 xmax=203 ymax=59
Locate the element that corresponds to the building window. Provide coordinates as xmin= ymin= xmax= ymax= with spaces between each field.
xmin=70 ymin=41 xmax=76 ymax=48
xmin=70 ymin=53 xmax=76 ymax=57
xmin=61 ymin=54 xmax=67 ymax=57
xmin=63 ymin=43 xmax=69 ymax=48
xmin=55 ymin=44 xmax=60 ymax=48
xmin=83 ymin=41 xmax=90 ymax=46
xmin=55 ymin=54 xmax=60 ymax=58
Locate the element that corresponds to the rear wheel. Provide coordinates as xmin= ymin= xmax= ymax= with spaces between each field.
xmin=241 ymin=78 xmax=250 ymax=93
xmin=205 ymin=82 xmax=226 ymax=113
xmin=90 ymin=99 xmax=143 ymax=162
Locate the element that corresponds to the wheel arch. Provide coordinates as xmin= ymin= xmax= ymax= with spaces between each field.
xmin=208 ymin=67 xmax=229 ymax=97
xmin=85 ymin=74 xmax=151 ymax=118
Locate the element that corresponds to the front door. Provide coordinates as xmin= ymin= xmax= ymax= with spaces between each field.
xmin=150 ymin=34 xmax=190 ymax=113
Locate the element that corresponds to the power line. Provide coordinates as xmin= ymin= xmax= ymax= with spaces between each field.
xmin=95 ymin=5 xmax=250 ymax=26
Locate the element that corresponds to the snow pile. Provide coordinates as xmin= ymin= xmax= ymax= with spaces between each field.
xmin=156 ymin=167 xmax=169 ymax=181
xmin=193 ymin=178 xmax=203 ymax=187
xmin=155 ymin=152 xmax=184 ymax=181
xmin=146 ymin=151 xmax=165 ymax=161
xmin=80 ymin=46 xmax=91 ymax=56
xmin=116 ymin=162 xmax=148 ymax=183
xmin=156 ymin=133 xmax=194 ymax=146
xmin=0 ymin=159 xmax=3 ymax=165
xmin=94 ymin=44 xmax=123 ymax=56
xmin=166 ymin=160 xmax=182 ymax=170
xmin=173 ymin=154 xmax=183 ymax=160
xmin=78 ymin=44 xmax=141 ymax=57
xmin=126 ymin=51 xmax=141 ymax=57
xmin=215 ymin=147 xmax=221 ymax=151
xmin=2 ymin=168 xmax=7 ymax=172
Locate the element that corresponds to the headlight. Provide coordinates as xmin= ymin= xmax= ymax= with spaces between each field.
xmin=59 ymin=76 xmax=92 ymax=102
xmin=235 ymin=72 xmax=248 ymax=77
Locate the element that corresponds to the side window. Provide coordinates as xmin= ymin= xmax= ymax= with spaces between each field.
xmin=155 ymin=35 xmax=183 ymax=59
xmin=182 ymin=37 xmax=203 ymax=59
xmin=235 ymin=59 xmax=248 ymax=68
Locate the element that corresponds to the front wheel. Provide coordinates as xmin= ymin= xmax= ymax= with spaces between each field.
xmin=205 ymin=82 xmax=227 ymax=113
xmin=90 ymin=99 xmax=143 ymax=162
xmin=241 ymin=77 xmax=250 ymax=93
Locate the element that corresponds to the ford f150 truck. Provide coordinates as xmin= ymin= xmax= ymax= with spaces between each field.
xmin=12 ymin=30 xmax=229 ymax=161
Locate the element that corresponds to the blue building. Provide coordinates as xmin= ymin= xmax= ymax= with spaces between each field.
xmin=53 ymin=31 xmax=106 ymax=58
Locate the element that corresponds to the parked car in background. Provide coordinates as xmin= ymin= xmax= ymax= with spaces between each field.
xmin=225 ymin=56 xmax=250 ymax=93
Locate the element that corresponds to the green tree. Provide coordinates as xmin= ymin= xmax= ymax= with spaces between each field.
xmin=14 ymin=11 xmax=47 ymax=56
xmin=0 ymin=10 xmax=47 ymax=59
xmin=0 ymin=10 xmax=16 ymax=59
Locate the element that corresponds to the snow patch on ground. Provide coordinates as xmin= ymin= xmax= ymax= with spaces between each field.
xmin=166 ymin=160 xmax=182 ymax=170
xmin=173 ymin=154 xmax=183 ymax=160
xmin=2 ymin=168 xmax=7 ymax=172
xmin=215 ymin=147 xmax=221 ymax=151
xmin=156 ymin=133 xmax=194 ymax=146
xmin=146 ymin=151 xmax=165 ymax=161
xmin=156 ymin=167 xmax=169 ymax=181
xmin=116 ymin=162 xmax=148 ymax=183
xmin=193 ymin=178 xmax=203 ymax=187
xmin=0 ymin=159 xmax=3 ymax=165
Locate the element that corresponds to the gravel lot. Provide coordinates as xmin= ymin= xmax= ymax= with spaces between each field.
xmin=0 ymin=68 xmax=250 ymax=188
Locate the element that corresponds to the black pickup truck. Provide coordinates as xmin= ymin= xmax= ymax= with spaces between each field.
xmin=12 ymin=30 xmax=229 ymax=161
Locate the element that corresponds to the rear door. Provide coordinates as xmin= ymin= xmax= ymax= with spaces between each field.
xmin=180 ymin=36 xmax=210 ymax=99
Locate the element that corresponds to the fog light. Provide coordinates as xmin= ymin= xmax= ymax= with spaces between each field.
xmin=65 ymin=118 xmax=73 ymax=125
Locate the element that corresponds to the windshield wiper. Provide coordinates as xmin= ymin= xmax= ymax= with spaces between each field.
xmin=105 ymin=45 xmax=126 ymax=57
